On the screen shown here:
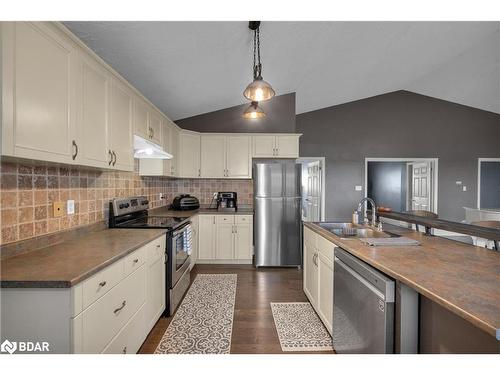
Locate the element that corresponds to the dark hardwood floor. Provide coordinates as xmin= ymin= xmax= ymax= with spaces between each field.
xmin=138 ymin=264 xmax=334 ymax=354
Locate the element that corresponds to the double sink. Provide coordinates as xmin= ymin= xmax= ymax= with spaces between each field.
xmin=317 ymin=222 xmax=400 ymax=240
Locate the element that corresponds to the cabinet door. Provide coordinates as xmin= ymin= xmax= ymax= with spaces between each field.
xmin=133 ymin=97 xmax=149 ymax=139
xmin=2 ymin=22 xmax=77 ymax=163
xmin=169 ymin=126 xmax=179 ymax=176
xmin=252 ymin=135 xmax=276 ymax=157
xmin=234 ymin=223 xmax=252 ymax=260
xmin=276 ymin=135 xmax=299 ymax=157
xmin=145 ymin=254 xmax=165 ymax=332
xmin=303 ymin=242 xmax=318 ymax=307
xmin=200 ymin=135 xmax=226 ymax=178
xmin=178 ymin=131 xmax=200 ymax=178
xmin=149 ymin=109 xmax=162 ymax=146
xmin=226 ymin=136 xmax=251 ymax=178
xmin=317 ymin=253 xmax=334 ymax=335
xmin=198 ymin=215 xmax=216 ymax=259
xmin=216 ymin=223 xmax=234 ymax=259
xmin=109 ymin=79 xmax=134 ymax=171
xmin=78 ymin=53 xmax=110 ymax=168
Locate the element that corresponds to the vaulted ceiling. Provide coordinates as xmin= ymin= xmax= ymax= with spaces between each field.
xmin=64 ymin=21 xmax=500 ymax=120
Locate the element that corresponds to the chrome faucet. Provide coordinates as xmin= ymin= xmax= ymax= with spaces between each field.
xmin=356 ymin=197 xmax=379 ymax=228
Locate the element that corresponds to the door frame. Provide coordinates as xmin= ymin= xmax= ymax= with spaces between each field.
xmin=364 ymin=157 xmax=439 ymax=214
xmin=477 ymin=158 xmax=500 ymax=209
xmin=297 ymin=157 xmax=326 ymax=221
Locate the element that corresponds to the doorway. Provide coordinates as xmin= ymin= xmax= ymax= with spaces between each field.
xmin=365 ymin=158 xmax=439 ymax=216
xmin=477 ymin=158 xmax=500 ymax=209
xmin=297 ymin=157 xmax=326 ymax=222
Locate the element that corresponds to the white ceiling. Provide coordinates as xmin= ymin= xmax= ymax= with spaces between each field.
xmin=64 ymin=22 xmax=500 ymax=119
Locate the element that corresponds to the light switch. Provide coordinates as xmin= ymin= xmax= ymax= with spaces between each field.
xmin=455 ymin=181 xmax=462 ymax=185
xmin=67 ymin=200 xmax=75 ymax=215
xmin=462 ymin=186 xmax=467 ymax=192
xmin=355 ymin=185 xmax=363 ymax=191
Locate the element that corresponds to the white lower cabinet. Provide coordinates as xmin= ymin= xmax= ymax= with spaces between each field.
xmin=196 ymin=214 xmax=253 ymax=263
xmin=144 ymin=238 xmax=166 ymax=333
xmin=303 ymin=226 xmax=334 ymax=335
xmin=102 ymin=303 xmax=146 ymax=354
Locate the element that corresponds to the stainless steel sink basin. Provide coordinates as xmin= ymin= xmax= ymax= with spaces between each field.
xmin=316 ymin=222 xmax=400 ymax=239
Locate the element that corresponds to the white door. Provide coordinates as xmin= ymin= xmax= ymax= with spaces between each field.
xmin=200 ymin=135 xmax=226 ymax=178
xmin=317 ymin=253 xmax=333 ymax=334
xmin=252 ymin=135 xmax=276 ymax=157
xmin=149 ymin=109 xmax=162 ymax=146
xmin=179 ymin=132 xmax=201 ymax=178
xmin=78 ymin=53 xmax=110 ymax=168
xmin=198 ymin=215 xmax=216 ymax=259
xmin=133 ymin=97 xmax=149 ymax=139
xmin=275 ymin=135 xmax=299 ymax=157
xmin=109 ymin=79 xmax=134 ymax=171
xmin=216 ymin=222 xmax=234 ymax=260
xmin=234 ymin=222 xmax=252 ymax=260
xmin=145 ymin=254 xmax=165 ymax=331
xmin=410 ymin=162 xmax=432 ymax=211
xmin=226 ymin=136 xmax=251 ymax=178
xmin=303 ymin=242 xmax=318 ymax=307
xmin=304 ymin=161 xmax=322 ymax=222
xmin=2 ymin=22 xmax=78 ymax=163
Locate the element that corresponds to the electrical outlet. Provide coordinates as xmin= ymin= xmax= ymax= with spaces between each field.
xmin=53 ymin=202 xmax=64 ymax=218
xmin=160 ymin=193 xmax=165 ymax=200
xmin=67 ymin=200 xmax=75 ymax=215
xmin=213 ymin=192 xmax=218 ymax=199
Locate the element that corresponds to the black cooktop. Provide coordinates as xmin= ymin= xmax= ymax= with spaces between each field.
xmin=117 ymin=216 xmax=185 ymax=229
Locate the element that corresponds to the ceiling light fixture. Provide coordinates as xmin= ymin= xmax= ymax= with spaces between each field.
xmin=243 ymin=101 xmax=266 ymax=119
xmin=243 ymin=21 xmax=275 ymax=103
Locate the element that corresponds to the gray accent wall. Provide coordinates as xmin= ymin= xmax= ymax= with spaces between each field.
xmin=367 ymin=161 xmax=407 ymax=212
xmin=297 ymin=90 xmax=500 ymax=221
xmin=176 ymin=93 xmax=296 ymax=133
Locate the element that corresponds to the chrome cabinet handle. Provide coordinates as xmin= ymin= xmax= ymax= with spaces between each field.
xmin=99 ymin=281 xmax=107 ymax=287
xmin=108 ymin=150 xmax=113 ymax=165
xmin=198 ymin=169 xmax=201 ymax=177
xmin=72 ymin=140 xmax=78 ymax=160
xmin=122 ymin=346 xmax=127 ymax=354
xmin=133 ymin=258 xmax=139 ymax=263
xmin=113 ymin=300 xmax=126 ymax=314
xmin=112 ymin=151 xmax=117 ymax=166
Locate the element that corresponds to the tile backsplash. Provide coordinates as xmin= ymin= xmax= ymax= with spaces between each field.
xmin=0 ymin=159 xmax=253 ymax=245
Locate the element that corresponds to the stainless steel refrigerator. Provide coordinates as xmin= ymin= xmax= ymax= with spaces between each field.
xmin=254 ymin=161 xmax=302 ymax=267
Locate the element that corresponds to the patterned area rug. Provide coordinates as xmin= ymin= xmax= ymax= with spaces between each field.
xmin=155 ymin=274 xmax=237 ymax=354
xmin=271 ymin=302 xmax=333 ymax=352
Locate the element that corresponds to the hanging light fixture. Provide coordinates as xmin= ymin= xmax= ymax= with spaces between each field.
xmin=243 ymin=101 xmax=266 ymax=119
xmin=243 ymin=21 xmax=275 ymax=102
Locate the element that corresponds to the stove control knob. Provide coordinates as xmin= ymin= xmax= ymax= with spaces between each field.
xmin=119 ymin=203 xmax=130 ymax=209
xmin=141 ymin=200 xmax=149 ymax=205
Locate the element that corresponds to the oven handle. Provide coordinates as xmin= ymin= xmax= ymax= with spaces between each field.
xmin=172 ymin=221 xmax=191 ymax=237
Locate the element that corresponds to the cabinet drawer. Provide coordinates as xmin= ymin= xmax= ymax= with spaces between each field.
xmin=216 ymin=215 xmax=234 ymax=224
xmin=123 ymin=246 xmax=146 ymax=277
xmin=81 ymin=265 xmax=146 ymax=353
xmin=102 ymin=303 xmax=146 ymax=354
xmin=146 ymin=236 xmax=166 ymax=264
xmin=316 ymin=235 xmax=334 ymax=263
xmin=235 ymin=215 xmax=252 ymax=224
xmin=82 ymin=259 xmax=124 ymax=309
xmin=304 ymin=226 xmax=316 ymax=247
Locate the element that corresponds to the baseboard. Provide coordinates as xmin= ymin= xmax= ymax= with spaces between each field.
xmin=196 ymin=259 xmax=253 ymax=265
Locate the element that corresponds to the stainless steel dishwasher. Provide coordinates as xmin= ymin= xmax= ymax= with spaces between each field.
xmin=333 ymin=247 xmax=395 ymax=353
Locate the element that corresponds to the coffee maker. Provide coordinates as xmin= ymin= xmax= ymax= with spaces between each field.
xmin=217 ymin=192 xmax=237 ymax=211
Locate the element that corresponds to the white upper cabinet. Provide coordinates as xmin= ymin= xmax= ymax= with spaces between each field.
xmin=178 ymin=131 xmax=201 ymax=178
xmin=1 ymin=22 xmax=78 ymax=164
xmin=77 ymin=52 xmax=111 ymax=168
xmin=169 ymin=125 xmax=179 ymax=176
xmin=148 ymin=109 xmax=163 ymax=146
xmin=226 ymin=135 xmax=251 ymax=178
xmin=200 ymin=135 xmax=226 ymax=178
xmin=133 ymin=97 xmax=149 ymax=140
xmin=109 ymin=79 xmax=134 ymax=171
xmin=252 ymin=134 xmax=300 ymax=158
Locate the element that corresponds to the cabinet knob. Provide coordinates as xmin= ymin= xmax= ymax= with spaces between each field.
xmin=122 ymin=346 xmax=127 ymax=354
xmin=133 ymin=258 xmax=139 ymax=263
xmin=99 ymin=281 xmax=107 ymax=287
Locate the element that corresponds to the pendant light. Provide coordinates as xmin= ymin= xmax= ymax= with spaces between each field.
xmin=243 ymin=101 xmax=266 ymax=119
xmin=243 ymin=21 xmax=275 ymax=102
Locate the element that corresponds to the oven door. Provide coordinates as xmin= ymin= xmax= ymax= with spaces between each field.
xmin=170 ymin=222 xmax=191 ymax=286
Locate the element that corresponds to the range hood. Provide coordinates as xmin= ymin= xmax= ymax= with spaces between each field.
xmin=134 ymin=135 xmax=172 ymax=159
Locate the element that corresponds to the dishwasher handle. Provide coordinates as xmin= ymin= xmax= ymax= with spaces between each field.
xmin=334 ymin=256 xmax=386 ymax=301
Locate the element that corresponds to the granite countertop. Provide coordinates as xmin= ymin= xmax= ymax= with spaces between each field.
xmin=304 ymin=222 xmax=500 ymax=340
xmin=0 ymin=228 xmax=167 ymax=288
xmin=149 ymin=206 xmax=254 ymax=218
